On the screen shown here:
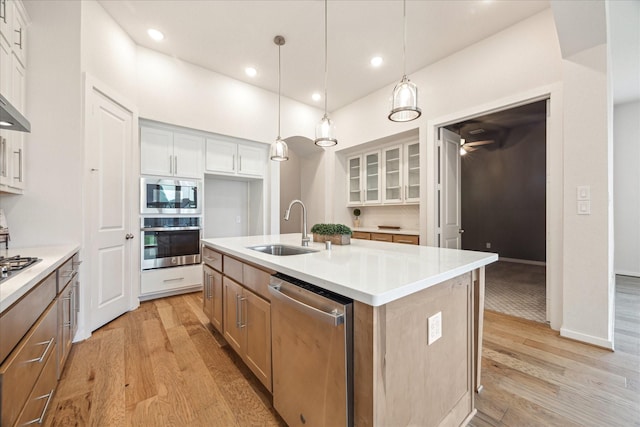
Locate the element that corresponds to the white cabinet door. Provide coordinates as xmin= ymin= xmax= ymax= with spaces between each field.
xmin=404 ymin=142 xmax=420 ymax=203
xmin=9 ymin=131 xmax=23 ymax=189
xmin=10 ymin=51 xmax=24 ymax=113
xmin=347 ymin=155 xmax=363 ymax=206
xmin=0 ymin=36 xmax=10 ymax=101
xmin=206 ymin=139 xmax=237 ymax=174
xmin=382 ymin=145 xmax=402 ymax=204
xmin=237 ymin=144 xmax=265 ymax=176
xmin=364 ymin=150 xmax=380 ymax=204
xmin=173 ymin=132 xmax=203 ymax=178
xmin=11 ymin=0 xmax=25 ymax=66
xmin=0 ymin=0 xmax=12 ymax=46
xmin=141 ymin=126 xmax=173 ymax=176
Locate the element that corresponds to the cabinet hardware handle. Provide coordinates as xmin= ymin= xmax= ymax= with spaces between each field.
xmin=235 ymin=293 xmax=241 ymax=328
xmin=163 ymin=277 xmax=184 ymax=282
xmin=204 ymin=256 xmax=217 ymax=262
xmin=174 ymin=156 xmax=178 ymax=175
xmin=396 ymin=239 xmax=413 ymax=243
xmin=240 ymin=297 xmax=247 ymax=328
xmin=232 ymin=154 xmax=236 ymax=171
xmin=13 ymin=148 xmax=22 ymax=182
xmin=168 ymin=155 xmax=173 ymax=174
xmin=25 ymin=338 xmax=55 ymax=364
xmin=22 ymin=389 xmax=55 ymax=426
xmin=14 ymin=27 xmax=22 ymax=49
xmin=72 ymin=260 xmax=83 ymax=267
xmin=90 ymin=168 xmax=99 ymax=172
xmin=0 ymin=0 xmax=6 ymax=24
xmin=1 ymin=137 xmax=6 ymax=176
xmin=239 ymin=155 xmax=242 ymax=171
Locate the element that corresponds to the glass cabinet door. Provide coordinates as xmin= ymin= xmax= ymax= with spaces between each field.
xmin=383 ymin=145 xmax=402 ymax=203
xmin=347 ymin=155 xmax=362 ymax=205
xmin=404 ymin=142 xmax=420 ymax=202
xmin=364 ymin=151 xmax=380 ymax=204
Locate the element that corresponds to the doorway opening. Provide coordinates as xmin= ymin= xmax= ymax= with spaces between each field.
xmin=442 ymin=100 xmax=547 ymax=323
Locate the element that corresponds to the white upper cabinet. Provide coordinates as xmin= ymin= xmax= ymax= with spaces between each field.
xmin=205 ymin=138 xmax=266 ymax=178
xmin=140 ymin=126 xmax=203 ymax=179
xmin=10 ymin=0 xmax=26 ymax=67
xmin=347 ymin=155 xmax=362 ymax=206
xmin=382 ymin=145 xmax=402 ymax=203
xmin=364 ymin=150 xmax=381 ymax=204
xmin=345 ymin=139 xmax=419 ymax=207
xmin=0 ymin=36 xmax=10 ymax=100
xmin=404 ymin=141 xmax=420 ymax=203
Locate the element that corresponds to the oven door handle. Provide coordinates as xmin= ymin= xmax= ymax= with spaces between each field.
xmin=140 ymin=226 xmax=201 ymax=232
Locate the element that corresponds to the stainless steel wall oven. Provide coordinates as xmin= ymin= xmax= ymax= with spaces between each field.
xmin=141 ymin=217 xmax=201 ymax=270
xmin=141 ymin=177 xmax=201 ymax=215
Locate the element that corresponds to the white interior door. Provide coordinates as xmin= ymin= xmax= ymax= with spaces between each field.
xmin=86 ymin=83 xmax=135 ymax=331
xmin=440 ymin=128 xmax=462 ymax=249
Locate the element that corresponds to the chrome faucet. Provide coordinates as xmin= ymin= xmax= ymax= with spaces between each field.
xmin=284 ymin=199 xmax=310 ymax=247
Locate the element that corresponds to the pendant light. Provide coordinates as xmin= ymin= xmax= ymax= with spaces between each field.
xmin=270 ymin=35 xmax=289 ymax=161
xmin=388 ymin=0 xmax=421 ymax=122
xmin=314 ymin=0 xmax=337 ymax=147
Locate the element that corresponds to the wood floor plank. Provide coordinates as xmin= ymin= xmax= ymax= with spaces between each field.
xmin=48 ymin=275 xmax=639 ymax=427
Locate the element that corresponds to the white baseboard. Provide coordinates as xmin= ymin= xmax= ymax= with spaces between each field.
xmin=615 ymin=270 xmax=640 ymax=278
xmin=499 ymin=257 xmax=546 ymax=266
xmin=560 ymin=327 xmax=613 ymax=350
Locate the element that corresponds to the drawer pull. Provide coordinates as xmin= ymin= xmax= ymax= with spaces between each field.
xmin=163 ymin=277 xmax=184 ymax=282
xmin=72 ymin=260 xmax=83 ymax=267
xmin=22 ymin=389 xmax=55 ymax=425
xmin=25 ymin=338 xmax=55 ymax=364
xmin=204 ymin=256 xmax=218 ymax=262
xmin=396 ymin=240 xmax=413 ymax=243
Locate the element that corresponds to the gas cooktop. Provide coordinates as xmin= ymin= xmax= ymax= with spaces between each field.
xmin=0 ymin=255 xmax=41 ymax=284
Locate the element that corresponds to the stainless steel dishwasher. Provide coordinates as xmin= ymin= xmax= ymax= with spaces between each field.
xmin=269 ymin=273 xmax=353 ymax=427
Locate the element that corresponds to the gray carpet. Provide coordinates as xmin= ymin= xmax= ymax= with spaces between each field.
xmin=485 ymin=261 xmax=546 ymax=323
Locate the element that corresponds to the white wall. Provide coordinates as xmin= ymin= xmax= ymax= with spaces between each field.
xmin=135 ymin=46 xmax=322 ymax=145
xmin=614 ymin=101 xmax=640 ymax=276
xmin=2 ymin=1 xmax=83 ymax=248
xmin=280 ymin=149 xmax=302 ymax=233
xmin=204 ymin=177 xmax=248 ymax=238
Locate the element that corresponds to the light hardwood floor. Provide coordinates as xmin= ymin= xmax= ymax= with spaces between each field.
xmin=46 ymin=278 xmax=640 ymax=426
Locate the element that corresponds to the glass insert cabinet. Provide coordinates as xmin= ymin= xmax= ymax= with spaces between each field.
xmin=346 ymin=140 xmax=419 ymax=206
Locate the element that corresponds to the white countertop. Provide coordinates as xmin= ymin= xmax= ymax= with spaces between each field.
xmin=1 ymin=244 xmax=80 ymax=313
xmin=202 ymin=234 xmax=497 ymax=306
xmin=352 ymin=227 xmax=420 ymax=235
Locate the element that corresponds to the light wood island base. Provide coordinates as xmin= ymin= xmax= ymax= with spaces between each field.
xmin=354 ymin=271 xmax=479 ymax=426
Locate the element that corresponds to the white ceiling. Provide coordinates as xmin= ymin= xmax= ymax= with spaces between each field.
xmin=98 ymin=0 xmax=551 ymax=111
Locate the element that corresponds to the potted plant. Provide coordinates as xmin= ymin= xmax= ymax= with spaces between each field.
xmin=311 ymin=223 xmax=352 ymax=245
xmin=353 ymin=208 xmax=361 ymax=228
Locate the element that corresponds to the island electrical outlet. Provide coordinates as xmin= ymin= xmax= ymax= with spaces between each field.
xmin=428 ymin=311 xmax=442 ymax=345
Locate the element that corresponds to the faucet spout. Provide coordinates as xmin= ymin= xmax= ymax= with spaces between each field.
xmin=284 ymin=199 xmax=310 ymax=247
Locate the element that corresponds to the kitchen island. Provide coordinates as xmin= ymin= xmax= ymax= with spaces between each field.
xmin=202 ymin=233 xmax=497 ymax=426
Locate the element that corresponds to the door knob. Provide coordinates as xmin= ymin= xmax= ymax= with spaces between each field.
xmin=125 ymin=233 xmax=135 ymax=240
xmin=459 ymin=229 xmax=465 ymax=234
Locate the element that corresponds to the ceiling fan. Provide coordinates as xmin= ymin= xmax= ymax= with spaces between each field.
xmin=460 ymin=138 xmax=495 ymax=154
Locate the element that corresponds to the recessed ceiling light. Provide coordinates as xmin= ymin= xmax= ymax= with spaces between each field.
xmin=147 ymin=28 xmax=164 ymax=41
xmin=370 ymin=56 xmax=383 ymax=67
xmin=312 ymin=92 xmax=321 ymax=102
xmin=245 ymin=67 xmax=257 ymax=77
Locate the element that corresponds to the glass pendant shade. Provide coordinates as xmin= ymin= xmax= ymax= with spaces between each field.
xmin=314 ymin=114 xmax=337 ymax=147
xmin=270 ymin=137 xmax=289 ymax=161
xmin=389 ymin=75 xmax=421 ymax=122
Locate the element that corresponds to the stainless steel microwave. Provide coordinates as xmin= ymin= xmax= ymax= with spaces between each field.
xmin=140 ymin=177 xmax=202 ymax=215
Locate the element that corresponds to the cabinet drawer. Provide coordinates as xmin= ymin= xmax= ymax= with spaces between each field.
xmin=371 ymin=233 xmax=393 ymax=242
xmin=352 ymin=231 xmax=371 ymax=240
xmin=57 ymin=253 xmax=80 ymax=292
xmin=392 ymin=234 xmax=419 ymax=245
xmin=0 ymin=300 xmax=57 ymax=427
xmin=202 ymin=246 xmax=222 ymax=271
xmin=140 ymin=264 xmax=202 ymax=296
xmin=224 ymin=255 xmax=243 ymax=284
xmin=0 ymin=271 xmax=56 ymax=364
xmin=15 ymin=343 xmax=58 ymax=426
xmin=242 ymin=263 xmax=272 ymax=301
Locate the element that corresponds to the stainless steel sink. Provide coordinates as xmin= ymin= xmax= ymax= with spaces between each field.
xmin=247 ymin=244 xmax=318 ymax=256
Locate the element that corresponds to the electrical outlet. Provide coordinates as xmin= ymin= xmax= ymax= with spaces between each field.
xmin=486 ymin=242 xmax=491 ymax=249
xmin=428 ymin=312 xmax=442 ymax=345
xmin=235 ymin=216 xmax=241 ymax=224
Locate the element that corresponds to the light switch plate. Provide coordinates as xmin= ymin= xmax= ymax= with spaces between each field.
xmin=428 ymin=312 xmax=442 ymax=345
xmin=577 ymin=185 xmax=590 ymax=201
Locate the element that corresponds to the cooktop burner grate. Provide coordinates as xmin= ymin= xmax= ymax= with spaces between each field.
xmin=0 ymin=255 xmax=41 ymax=283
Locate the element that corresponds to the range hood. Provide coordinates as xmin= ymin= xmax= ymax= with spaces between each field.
xmin=0 ymin=93 xmax=30 ymax=133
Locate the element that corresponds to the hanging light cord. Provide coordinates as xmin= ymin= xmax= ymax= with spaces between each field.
xmin=402 ymin=0 xmax=407 ymax=77
xmin=277 ymin=42 xmax=282 ymax=138
xmin=323 ymin=0 xmax=328 ymax=116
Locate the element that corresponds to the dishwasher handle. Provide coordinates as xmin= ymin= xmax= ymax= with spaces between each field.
xmin=269 ymin=283 xmax=345 ymax=327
